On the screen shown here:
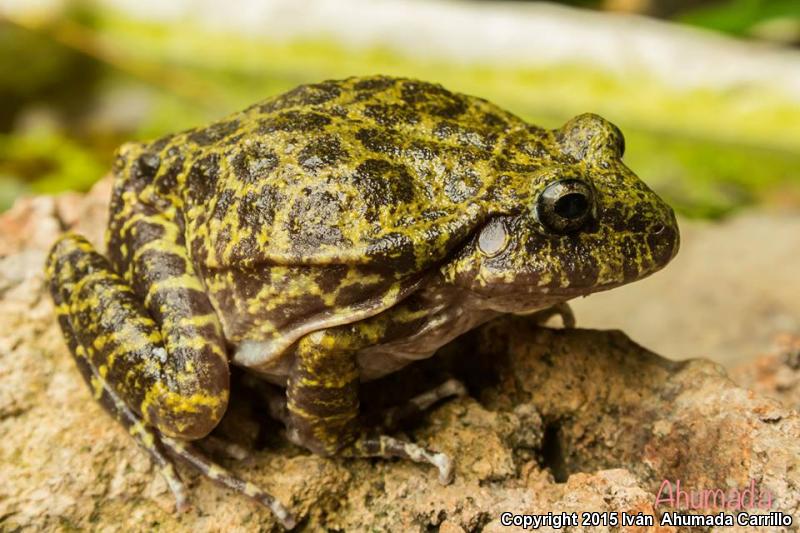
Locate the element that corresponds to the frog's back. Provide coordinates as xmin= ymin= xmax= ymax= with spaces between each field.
xmin=124 ymin=76 xmax=529 ymax=276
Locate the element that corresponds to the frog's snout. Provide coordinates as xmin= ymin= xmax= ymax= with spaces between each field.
xmin=648 ymin=206 xmax=680 ymax=269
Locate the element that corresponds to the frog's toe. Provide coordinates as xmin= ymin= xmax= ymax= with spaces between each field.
xmin=378 ymin=377 xmax=467 ymax=431
xmin=159 ymin=463 xmax=190 ymax=512
xmin=412 ymin=378 xmax=467 ymax=408
xmin=432 ymin=451 xmax=455 ymax=485
xmin=160 ymin=435 xmax=296 ymax=529
xmin=347 ymin=434 xmax=456 ymax=486
xmin=558 ymin=302 xmax=576 ymax=328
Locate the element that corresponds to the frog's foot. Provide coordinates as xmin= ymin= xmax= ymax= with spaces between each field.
xmin=102 ymin=395 xmax=295 ymax=528
xmin=92 ymin=369 xmax=191 ymax=511
xmin=77 ymin=361 xmax=296 ymax=528
xmin=347 ymin=379 xmax=464 ymax=485
xmin=344 ymin=434 xmax=454 ymax=485
xmin=524 ymin=302 xmax=575 ymax=328
xmin=160 ymin=436 xmax=297 ymax=529
xmin=376 ymin=378 xmax=467 ymax=432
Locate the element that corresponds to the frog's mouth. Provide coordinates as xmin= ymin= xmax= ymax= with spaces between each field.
xmin=459 ymin=281 xmax=618 ymax=314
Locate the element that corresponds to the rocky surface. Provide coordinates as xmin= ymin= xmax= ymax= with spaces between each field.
xmin=732 ymin=334 xmax=800 ymax=413
xmin=1 ymin=182 xmax=799 ymax=531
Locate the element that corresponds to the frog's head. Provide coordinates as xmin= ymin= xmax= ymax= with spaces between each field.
xmin=444 ymin=113 xmax=679 ymax=312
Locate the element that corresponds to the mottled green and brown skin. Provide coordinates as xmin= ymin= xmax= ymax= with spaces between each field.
xmin=45 ymin=75 xmax=679 ymax=528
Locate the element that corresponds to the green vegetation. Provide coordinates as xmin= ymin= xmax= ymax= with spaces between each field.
xmin=679 ymin=0 xmax=800 ymax=41
xmin=1 ymin=5 xmax=798 ymax=218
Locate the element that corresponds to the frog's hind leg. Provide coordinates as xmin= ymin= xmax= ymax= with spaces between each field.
xmin=75 ymin=355 xmax=294 ymax=527
xmin=46 ymin=232 xmax=229 ymax=439
xmin=46 ymin=234 xmax=190 ymax=508
xmin=45 ymin=234 xmax=295 ymax=529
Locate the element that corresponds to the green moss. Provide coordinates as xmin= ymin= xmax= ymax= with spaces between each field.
xmin=678 ymin=0 xmax=800 ymax=37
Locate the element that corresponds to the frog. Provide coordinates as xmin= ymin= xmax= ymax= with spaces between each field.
xmin=45 ymin=75 xmax=679 ymax=529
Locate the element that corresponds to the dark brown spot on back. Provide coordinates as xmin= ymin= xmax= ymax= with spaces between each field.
xmin=230 ymin=142 xmax=279 ymax=184
xmin=400 ymin=80 xmax=467 ymax=119
xmin=363 ymin=103 xmax=419 ymax=127
xmin=434 ymin=120 xmax=498 ymax=151
xmin=257 ymin=111 xmax=332 ymax=134
xmin=353 ymin=76 xmax=397 ymax=93
xmin=286 ymin=189 xmax=349 ymax=253
xmin=259 ymin=81 xmax=342 ymax=113
xmin=298 ymin=135 xmax=348 ymax=171
xmin=186 ymin=153 xmax=221 ymax=204
xmin=351 ymin=159 xmax=416 ymax=221
xmin=355 ymin=128 xmax=401 ymax=156
xmin=481 ymin=112 xmax=509 ymax=129
xmin=237 ymin=185 xmax=284 ymax=231
xmin=211 ymin=188 xmax=237 ymax=221
xmin=406 ymin=141 xmax=437 ymax=161
xmin=187 ymin=120 xmax=240 ymax=146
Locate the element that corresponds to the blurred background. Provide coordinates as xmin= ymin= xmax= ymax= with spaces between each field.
xmin=1 ymin=0 xmax=799 ymax=214
xmin=1 ymin=0 xmax=799 ymax=365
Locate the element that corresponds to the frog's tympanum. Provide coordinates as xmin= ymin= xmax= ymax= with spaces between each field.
xmin=46 ymin=76 xmax=679 ymax=528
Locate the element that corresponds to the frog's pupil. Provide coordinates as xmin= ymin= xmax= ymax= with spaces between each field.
xmin=554 ymin=193 xmax=588 ymax=220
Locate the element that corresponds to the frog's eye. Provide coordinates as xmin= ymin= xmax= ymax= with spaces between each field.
xmin=477 ymin=218 xmax=509 ymax=257
xmin=535 ymin=179 xmax=595 ymax=234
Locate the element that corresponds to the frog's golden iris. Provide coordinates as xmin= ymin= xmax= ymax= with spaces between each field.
xmin=45 ymin=75 xmax=679 ymax=529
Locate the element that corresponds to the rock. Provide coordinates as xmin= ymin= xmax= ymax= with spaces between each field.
xmin=1 ymin=186 xmax=798 ymax=531
xmin=731 ymin=334 xmax=800 ymax=412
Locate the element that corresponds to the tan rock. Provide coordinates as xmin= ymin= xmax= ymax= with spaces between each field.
xmin=731 ymin=334 xmax=800 ymax=412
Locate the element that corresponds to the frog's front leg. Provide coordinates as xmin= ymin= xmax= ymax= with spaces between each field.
xmin=46 ymin=234 xmax=295 ymax=529
xmin=286 ymin=327 xmax=454 ymax=484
